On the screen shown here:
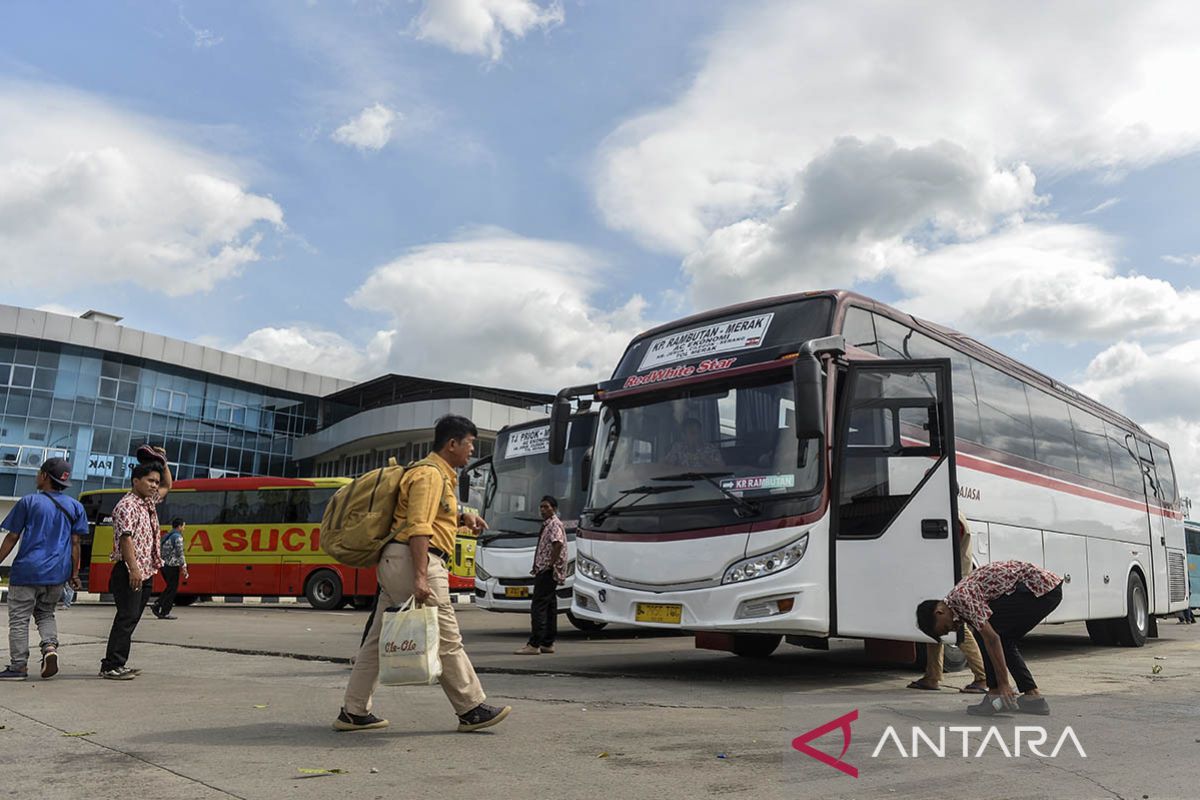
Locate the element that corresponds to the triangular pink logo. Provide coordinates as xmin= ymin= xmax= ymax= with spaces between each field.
xmin=791 ymin=709 xmax=858 ymax=778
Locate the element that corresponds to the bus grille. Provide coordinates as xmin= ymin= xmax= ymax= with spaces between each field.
xmin=1168 ymin=551 xmax=1187 ymax=603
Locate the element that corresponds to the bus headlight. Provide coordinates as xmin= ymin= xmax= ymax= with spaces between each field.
xmin=577 ymin=555 xmax=609 ymax=584
xmin=565 ymin=560 xmax=576 ymax=578
xmin=474 ymin=563 xmax=492 ymax=581
xmin=722 ymin=534 xmax=809 ymax=584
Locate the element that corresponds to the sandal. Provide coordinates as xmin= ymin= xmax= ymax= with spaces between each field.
xmin=906 ymin=680 xmax=940 ymax=691
xmin=959 ymin=680 xmax=988 ymax=694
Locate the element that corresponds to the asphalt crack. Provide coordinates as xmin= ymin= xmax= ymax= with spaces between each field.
xmin=0 ymin=703 xmax=251 ymax=800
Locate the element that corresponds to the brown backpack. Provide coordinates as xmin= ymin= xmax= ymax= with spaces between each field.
xmin=319 ymin=458 xmax=408 ymax=567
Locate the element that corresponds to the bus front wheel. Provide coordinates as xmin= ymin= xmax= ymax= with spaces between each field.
xmin=731 ymin=633 xmax=782 ymax=658
xmin=174 ymin=595 xmax=197 ymax=607
xmin=566 ymin=611 xmax=607 ymax=632
xmin=305 ymin=570 xmax=343 ymax=611
xmin=1112 ymin=572 xmax=1149 ymax=647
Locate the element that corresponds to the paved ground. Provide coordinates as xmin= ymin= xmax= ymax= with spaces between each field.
xmin=2 ymin=602 xmax=1197 ymax=800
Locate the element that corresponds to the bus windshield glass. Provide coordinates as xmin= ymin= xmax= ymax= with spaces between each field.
xmin=484 ymin=417 xmax=594 ymax=547
xmin=589 ymin=374 xmax=820 ymax=520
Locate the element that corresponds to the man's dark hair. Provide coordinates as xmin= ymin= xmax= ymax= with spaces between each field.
xmin=433 ymin=415 xmax=478 ymax=451
xmin=915 ymin=599 xmax=942 ymax=643
xmin=171 ymin=517 xmax=185 ymax=528
xmin=131 ymin=462 xmax=163 ymax=481
xmin=540 ymin=495 xmax=558 ymax=510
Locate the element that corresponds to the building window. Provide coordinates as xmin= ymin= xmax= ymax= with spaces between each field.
xmin=98 ymin=375 xmax=138 ymax=404
xmin=216 ymin=401 xmax=248 ymax=426
xmin=153 ymin=388 xmax=188 ymax=414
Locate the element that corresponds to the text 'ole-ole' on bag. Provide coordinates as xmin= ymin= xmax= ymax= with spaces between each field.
xmin=379 ymin=595 xmax=443 ymax=686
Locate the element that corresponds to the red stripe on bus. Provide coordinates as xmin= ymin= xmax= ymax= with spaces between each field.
xmin=956 ymin=452 xmax=1181 ymax=519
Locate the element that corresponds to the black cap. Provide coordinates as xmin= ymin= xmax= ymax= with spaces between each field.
xmin=136 ymin=444 xmax=166 ymax=466
xmin=41 ymin=457 xmax=72 ymax=488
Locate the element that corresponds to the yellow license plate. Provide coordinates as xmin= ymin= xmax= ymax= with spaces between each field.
xmin=635 ymin=603 xmax=682 ymax=624
xmin=505 ymin=586 xmax=530 ymax=598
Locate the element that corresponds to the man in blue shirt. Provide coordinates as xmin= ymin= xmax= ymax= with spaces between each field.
xmin=0 ymin=458 xmax=87 ymax=680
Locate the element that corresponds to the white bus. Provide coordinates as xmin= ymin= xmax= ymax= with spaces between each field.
xmin=462 ymin=413 xmax=606 ymax=631
xmin=549 ymin=290 xmax=1189 ymax=657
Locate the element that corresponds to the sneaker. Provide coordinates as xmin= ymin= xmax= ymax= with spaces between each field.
xmin=539 ymin=645 xmax=555 ymax=654
xmin=160 ymin=614 xmax=178 ymax=620
xmin=1016 ymin=695 xmax=1051 ymax=716
xmin=332 ymin=708 xmax=389 ymax=731
xmin=457 ymin=703 xmax=512 ymax=732
xmin=512 ymin=645 xmax=540 ymax=655
xmin=0 ymin=666 xmax=28 ymax=681
xmin=99 ymin=666 xmax=137 ymax=681
xmin=41 ymin=650 xmax=59 ymax=679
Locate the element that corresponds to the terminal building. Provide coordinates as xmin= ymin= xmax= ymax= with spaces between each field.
xmin=0 ymin=304 xmax=550 ymax=524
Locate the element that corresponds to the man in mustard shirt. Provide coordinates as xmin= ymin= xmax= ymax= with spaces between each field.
xmin=336 ymin=415 xmax=512 ymax=733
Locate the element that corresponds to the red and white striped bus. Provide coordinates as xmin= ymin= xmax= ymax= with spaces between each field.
xmin=550 ymin=290 xmax=1189 ymax=657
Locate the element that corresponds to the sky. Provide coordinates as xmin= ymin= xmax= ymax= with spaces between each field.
xmin=3 ymin=1 xmax=1200 ymax=493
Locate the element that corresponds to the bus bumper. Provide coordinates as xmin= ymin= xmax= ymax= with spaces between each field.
xmin=569 ymin=566 xmax=828 ymax=636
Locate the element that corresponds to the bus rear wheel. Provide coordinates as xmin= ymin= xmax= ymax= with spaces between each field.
xmin=566 ymin=611 xmax=607 ymax=632
xmin=174 ymin=595 xmax=197 ymax=607
xmin=731 ymin=633 xmax=782 ymax=658
xmin=304 ymin=570 xmax=343 ymax=611
xmin=1112 ymin=572 xmax=1149 ymax=647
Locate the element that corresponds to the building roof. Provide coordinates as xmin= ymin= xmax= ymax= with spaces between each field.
xmin=323 ymin=372 xmax=553 ymax=422
xmin=0 ymin=304 xmax=354 ymax=397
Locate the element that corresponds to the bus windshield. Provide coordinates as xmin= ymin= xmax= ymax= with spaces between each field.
xmin=589 ymin=373 xmax=820 ymax=523
xmin=483 ymin=417 xmax=594 ymax=546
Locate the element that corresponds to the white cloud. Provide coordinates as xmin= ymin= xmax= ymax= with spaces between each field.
xmin=893 ymin=223 xmax=1200 ymax=341
xmin=1083 ymin=198 xmax=1121 ymax=215
xmin=0 ymin=81 xmax=282 ymax=296
xmin=1162 ymin=253 xmax=1200 ymax=266
xmin=683 ymin=137 xmax=1037 ymax=309
xmin=413 ymin=0 xmax=563 ymax=61
xmin=230 ymin=326 xmax=393 ymax=381
xmin=331 ymin=103 xmax=399 ymax=152
xmin=230 ymin=228 xmax=650 ymax=391
xmin=1078 ymin=341 xmax=1200 ymax=496
xmin=594 ymin=2 xmax=1200 ymax=258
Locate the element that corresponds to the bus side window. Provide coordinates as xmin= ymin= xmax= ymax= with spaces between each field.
xmin=1149 ymin=443 xmax=1177 ymax=504
xmin=841 ymin=307 xmax=878 ymax=354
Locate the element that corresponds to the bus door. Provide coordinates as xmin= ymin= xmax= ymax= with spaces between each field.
xmin=831 ymin=360 xmax=958 ymax=639
xmin=1135 ymin=438 xmax=1170 ymax=613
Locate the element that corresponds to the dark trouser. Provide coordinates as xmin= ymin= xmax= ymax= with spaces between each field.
xmin=153 ymin=566 xmax=181 ymax=616
xmin=971 ymin=582 xmax=1063 ymax=693
xmin=527 ymin=570 xmax=558 ymax=647
xmin=102 ymin=562 xmax=153 ymax=671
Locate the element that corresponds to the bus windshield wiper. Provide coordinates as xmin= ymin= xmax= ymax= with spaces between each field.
xmin=652 ymin=472 xmax=761 ymax=518
xmin=586 ymin=484 xmax=688 ymax=524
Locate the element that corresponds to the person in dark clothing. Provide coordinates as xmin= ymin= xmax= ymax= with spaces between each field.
xmin=513 ymin=496 xmax=567 ymax=655
xmin=152 ymin=518 xmax=188 ymax=620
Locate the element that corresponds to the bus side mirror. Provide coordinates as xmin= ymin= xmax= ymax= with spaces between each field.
xmin=548 ymin=398 xmax=571 ymax=465
xmin=459 ymin=456 xmax=491 ymax=503
xmin=792 ymin=355 xmax=825 ymax=440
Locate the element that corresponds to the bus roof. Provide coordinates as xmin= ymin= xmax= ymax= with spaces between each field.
xmin=622 ymin=288 xmax=1155 ymax=445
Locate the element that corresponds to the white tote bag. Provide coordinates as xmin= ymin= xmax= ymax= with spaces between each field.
xmin=379 ymin=596 xmax=443 ymax=686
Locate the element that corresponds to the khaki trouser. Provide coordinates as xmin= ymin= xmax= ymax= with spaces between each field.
xmin=344 ymin=542 xmax=486 ymax=716
xmin=924 ymin=528 xmax=987 ymax=684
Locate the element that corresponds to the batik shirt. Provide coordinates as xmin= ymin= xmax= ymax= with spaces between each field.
xmin=946 ymin=560 xmax=1062 ymax=628
xmin=110 ymin=492 xmax=163 ymax=581
xmin=533 ymin=514 xmax=568 ymax=583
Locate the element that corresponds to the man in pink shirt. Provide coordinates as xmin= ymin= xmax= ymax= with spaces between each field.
xmin=916 ymin=560 xmax=1063 ymax=716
